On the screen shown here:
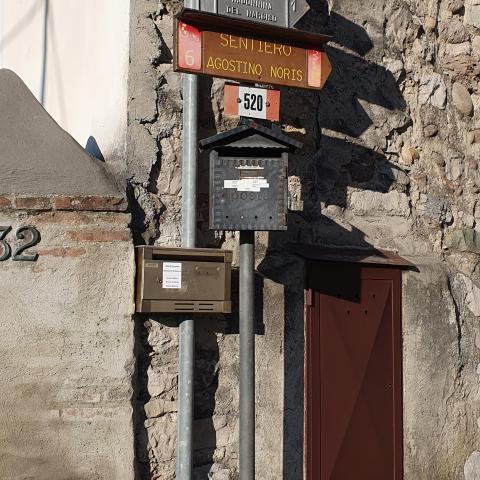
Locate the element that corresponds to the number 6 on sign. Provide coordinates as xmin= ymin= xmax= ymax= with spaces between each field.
xmin=177 ymin=22 xmax=202 ymax=71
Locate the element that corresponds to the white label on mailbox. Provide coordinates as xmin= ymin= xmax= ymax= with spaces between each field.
xmin=163 ymin=262 xmax=182 ymax=289
xmin=224 ymin=177 xmax=270 ymax=192
xmin=238 ymin=86 xmax=267 ymax=119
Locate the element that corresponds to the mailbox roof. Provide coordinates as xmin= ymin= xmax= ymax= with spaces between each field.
xmin=0 ymin=69 xmax=122 ymax=197
xmin=289 ymin=243 xmax=417 ymax=270
xmin=199 ymin=120 xmax=303 ymax=152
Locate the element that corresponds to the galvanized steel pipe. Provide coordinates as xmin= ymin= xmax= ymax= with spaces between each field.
xmin=177 ymin=0 xmax=199 ymax=475
xmin=239 ymin=230 xmax=255 ymax=479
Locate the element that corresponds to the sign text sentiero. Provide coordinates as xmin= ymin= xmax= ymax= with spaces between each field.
xmin=174 ymin=21 xmax=332 ymax=90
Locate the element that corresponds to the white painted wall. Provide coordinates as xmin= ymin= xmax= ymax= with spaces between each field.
xmin=0 ymin=0 xmax=130 ymax=161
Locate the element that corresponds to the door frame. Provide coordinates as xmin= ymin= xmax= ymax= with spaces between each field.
xmin=304 ymin=263 xmax=404 ymax=479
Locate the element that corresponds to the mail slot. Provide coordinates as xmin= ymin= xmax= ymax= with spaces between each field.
xmin=136 ymin=246 xmax=232 ymax=313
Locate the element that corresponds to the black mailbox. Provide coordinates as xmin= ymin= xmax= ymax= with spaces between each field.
xmin=200 ymin=120 xmax=302 ymax=231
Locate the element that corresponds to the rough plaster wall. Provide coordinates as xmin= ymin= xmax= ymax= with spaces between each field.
xmin=129 ymin=0 xmax=480 ymax=478
xmin=0 ymin=209 xmax=135 ymax=480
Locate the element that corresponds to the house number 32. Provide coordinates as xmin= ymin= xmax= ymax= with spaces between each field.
xmin=0 ymin=226 xmax=41 ymax=262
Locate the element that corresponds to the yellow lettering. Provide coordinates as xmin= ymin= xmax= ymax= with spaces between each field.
xmin=249 ymin=62 xmax=257 ymax=75
xmin=282 ymin=46 xmax=292 ymax=56
xmin=207 ymin=56 xmax=215 ymax=69
xmin=264 ymin=42 xmax=273 ymax=54
xmin=240 ymin=37 xmax=248 ymax=50
xmin=229 ymin=35 xmax=238 ymax=48
xmin=229 ymin=59 xmax=236 ymax=71
xmin=220 ymin=34 xmax=229 ymax=47
xmin=270 ymin=66 xmax=304 ymax=81
xmin=215 ymin=57 xmax=222 ymax=70
xmin=273 ymin=43 xmax=282 ymax=56
xmin=258 ymin=41 xmax=264 ymax=53
xmin=222 ymin=58 xmax=229 ymax=71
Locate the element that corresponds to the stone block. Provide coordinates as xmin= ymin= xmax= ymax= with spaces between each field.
xmin=465 ymin=451 xmax=480 ymax=479
xmin=147 ymin=367 xmax=177 ymax=397
xmin=52 ymin=195 xmax=127 ymax=211
xmin=446 ymin=42 xmax=472 ymax=56
xmin=465 ymin=0 xmax=480 ymax=28
xmin=452 ymin=82 xmax=474 ymax=116
xmin=444 ymin=229 xmax=480 ymax=253
xmin=423 ymin=124 xmax=439 ymax=137
xmin=439 ymin=19 xmax=470 ymax=44
xmin=472 ymin=35 xmax=480 ymax=53
xmin=350 ymin=190 xmax=411 ymax=217
xmin=449 ymin=0 xmax=465 ymax=13
xmin=144 ymin=398 xmax=177 ymax=418
xmin=147 ymin=414 xmax=177 ymax=462
xmin=418 ymin=72 xmax=447 ymax=109
xmin=65 ymin=229 xmax=131 ymax=243
xmin=14 ymin=196 xmax=52 ymax=210
xmin=456 ymin=273 xmax=480 ymax=316
xmin=442 ymin=55 xmax=480 ymax=77
xmin=0 ymin=195 xmax=12 ymax=209
xmin=401 ymin=146 xmax=420 ymax=165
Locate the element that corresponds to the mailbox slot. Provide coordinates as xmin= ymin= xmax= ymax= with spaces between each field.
xmin=136 ymin=246 xmax=232 ymax=314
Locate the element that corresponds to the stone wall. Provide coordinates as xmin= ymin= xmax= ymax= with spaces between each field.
xmin=0 ymin=195 xmax=135 ymax=480
xmin=129 ymin=0 xmax=480 ymax=478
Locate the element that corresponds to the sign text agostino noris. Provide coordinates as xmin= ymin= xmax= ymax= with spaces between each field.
xmin=205 ymin=32 xmax=307 ymax=87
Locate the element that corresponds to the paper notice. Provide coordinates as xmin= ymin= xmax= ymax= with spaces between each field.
xmin=224 ymin=178 xmax=270 ymax=192
xmin=163 ymin=262 xmax=182 ymax=289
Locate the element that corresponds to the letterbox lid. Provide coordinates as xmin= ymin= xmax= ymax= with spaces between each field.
xmin=136 ymin=246 xmax=233 ymax=263
xmin=199 ymin=119 xmax=303 ymax=152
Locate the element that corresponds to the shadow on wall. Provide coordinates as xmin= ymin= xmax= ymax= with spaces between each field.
xmin=134 ymin=1 xmax=409 ymax=477
xmin=85 ymin=135 xmax=105 ymax=162
xmin=191 ymin=2 xmax=408 ymax=477
xmin=257 ymin=2 xmax=409 ymax=479
xmin=192 ymin=271 xmax=264 ymax=478
xmin=134 ymin=271 xmax=264 ymax=479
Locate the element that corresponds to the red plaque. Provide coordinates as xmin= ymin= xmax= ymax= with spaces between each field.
xmin=177 ymin=21 xmax=202 ymax=71
xmin=224 ymin=84 xmax=280 ymax=122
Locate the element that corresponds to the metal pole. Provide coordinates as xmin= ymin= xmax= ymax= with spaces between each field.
xmin=177 ymin=0 xmax=199 ymax=476
xmin=239 ymin=230 xmax=255 ymax=479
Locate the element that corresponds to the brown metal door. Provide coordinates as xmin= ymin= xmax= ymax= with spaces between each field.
xmin=305 ymin=263 xmax=403 ymax=480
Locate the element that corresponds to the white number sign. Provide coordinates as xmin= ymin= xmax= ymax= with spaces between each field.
xmin=238 ymin=86 xmax=268 ymax=119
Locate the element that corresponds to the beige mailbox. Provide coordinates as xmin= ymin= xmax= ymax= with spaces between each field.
xmin=135 ymin=246 xmax=232 ymax=313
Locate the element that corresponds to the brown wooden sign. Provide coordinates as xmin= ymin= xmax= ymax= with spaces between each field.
xmin=174 ymin=18 xmax=332 ymax=90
